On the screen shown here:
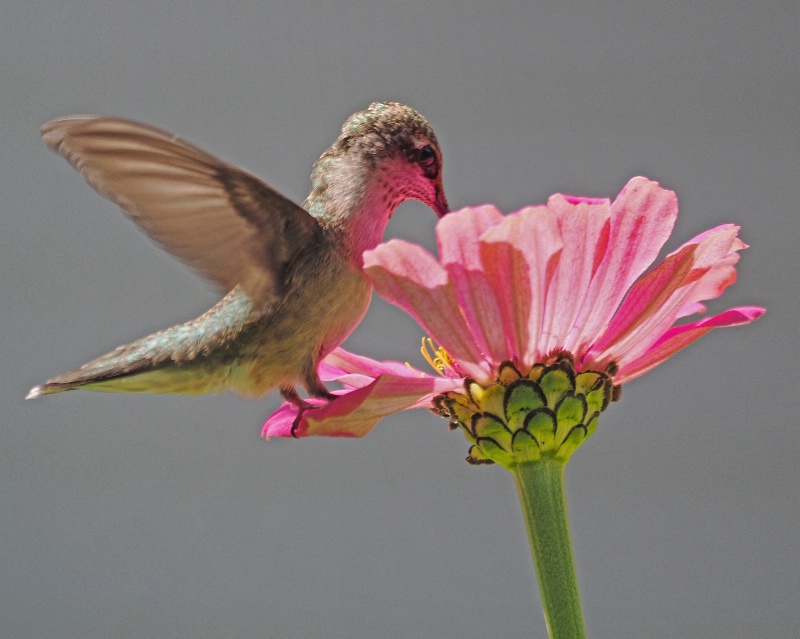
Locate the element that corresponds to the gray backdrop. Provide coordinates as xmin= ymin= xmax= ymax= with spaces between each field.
xmin=2 ymin=1 xmax=797 ymax=637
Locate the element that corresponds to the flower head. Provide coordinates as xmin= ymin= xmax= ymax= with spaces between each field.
xmin=263 ymin=177 xmax=764 ymax=450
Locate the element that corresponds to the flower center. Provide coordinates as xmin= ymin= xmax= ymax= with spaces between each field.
xmin=434 ymin=354 xmax=620 ymax=467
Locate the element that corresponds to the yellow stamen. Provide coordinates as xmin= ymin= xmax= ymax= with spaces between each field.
xmin=420 ymin=337 xmax=456 ymax=376
xmin=404 ymin=361 xmax=426 ymax=377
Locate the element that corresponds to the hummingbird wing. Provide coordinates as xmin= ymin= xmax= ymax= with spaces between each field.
xmin=41 ymin=116 xmax=319 ymax=307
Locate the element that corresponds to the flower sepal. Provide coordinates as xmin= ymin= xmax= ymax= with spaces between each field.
xmin=436 ymin=355 xmax=616 ymax=468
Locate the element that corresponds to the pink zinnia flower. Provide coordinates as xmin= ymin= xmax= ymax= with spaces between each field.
xmin=263 ymin=177 xmax=764 ymax=440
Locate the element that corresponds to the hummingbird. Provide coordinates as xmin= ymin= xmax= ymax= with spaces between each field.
xmin=26 ymin=102 xmax=449 ymax=421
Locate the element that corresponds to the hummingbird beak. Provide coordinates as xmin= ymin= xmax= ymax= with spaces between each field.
xmin=433 ymin=185 xmax=450 ymax=218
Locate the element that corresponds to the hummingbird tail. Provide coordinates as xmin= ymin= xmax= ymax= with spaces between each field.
xmin=25 ymin=349 xmax=156 ymax=399
xmin=26 ymin=381 xmax=79 ymax=398
xmin=25 ymin=324 xmax=237 ymax=399
xmin=26 ymin=356 xmax=230 ymax=398
xmin=25 ymin=291 xmax=263 ymax=400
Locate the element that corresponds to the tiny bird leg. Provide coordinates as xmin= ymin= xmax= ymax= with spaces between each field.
xmin=281 ymin=374 xmax=337 ymax=437
xmin=280 ymin=386 xmax=314 ymax=438
xmin=304 ymin=369 xmax=337 ymax=401
xmin=280 ymin=385 xmax=312 ymax=410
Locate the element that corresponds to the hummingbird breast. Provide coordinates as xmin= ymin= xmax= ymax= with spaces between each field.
xmin=227 ymin=240 xmax=373 ymax=397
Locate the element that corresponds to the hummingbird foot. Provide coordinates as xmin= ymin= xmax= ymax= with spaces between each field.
xmin=280 ymin=385 xmax=313 ymax=411
xmin=281 ymin=376 xmax=337 ymax=438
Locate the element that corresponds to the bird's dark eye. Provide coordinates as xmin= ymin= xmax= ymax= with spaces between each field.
xmin=418 ymin=145 xmax=436 ymax=167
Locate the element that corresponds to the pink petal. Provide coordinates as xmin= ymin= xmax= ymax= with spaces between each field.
xmin=615 ymin=306 xmax=765 ymax=383
xmin=669 ymin=228 xmax=743 ymax=321
xmin=437 ymin=205 xmax=510 ymax=366
xmin=583 ymin=243 xmax=698 ymax=369
xmin=364 ymin=240 xmax=492 ymax=380
xmin=585 ymin=224 xmax=744 ymax=369
xmin=541 ymin=194 xmax=612 ymax=355
xmin=262 ymin=372 xmax=462 ymax=438
xmin=562 ymin=195 xmax=608 ymax=205
xmin=479 ymin=206 xmax=562 ymax=369
xmin=677 ymin=231 xmax=745 ymax=312
xmin=676 ymin=301 xmax=707 ymax=319
xmin=322 ymin=347 xmax=456 ymax=394
xmin=261 ymin=396 xmax=335 ymax=438
xmin=323 ymin=347 xmax=428 ymax=380
xmin=568 ymin=177 xmax=679 ymax=355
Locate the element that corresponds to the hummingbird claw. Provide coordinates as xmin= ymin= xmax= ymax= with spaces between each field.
xmin=290 ymin=408 xmax=305 ymax=439
xmin=281 ymin=382 xmax=337 ymax=438
xmin=280 ymin=387 xmax=310 ymax=438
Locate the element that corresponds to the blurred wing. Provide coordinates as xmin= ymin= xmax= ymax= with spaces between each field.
xmin=42 ymin=116 xmax=319 ymax=306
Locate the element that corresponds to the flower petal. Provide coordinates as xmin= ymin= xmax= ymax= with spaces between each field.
xmin=318 ymin=356 xmax=415 ymax=392
xmin=437 ymin=205 xmax=509 ymax=366
xmin=323 ymin=347 xmax=428 ymax=380
xmin=262 ymin=370 xmax=462 ymax=438
xmin=568 ymin=177 xmax=678 ymax=355
xmin=261 ymin=396 xmax=332 ymax=438
xmin=677 ymin=230 xmax=745 ymax=314
xmin=364 ymin=239 xmax=492 ymax=379
xmin=615 ymin=306 xmax=765 ymax=383
xmin=585 ymin=224 xmax=744 ymax=369
xmin=479 ymin=206 xmax=562 ymax=369
xmin=541 ymin=194 xmax=612 ymax=355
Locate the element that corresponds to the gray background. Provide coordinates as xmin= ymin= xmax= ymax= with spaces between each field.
xmin=2 ymin=1 xmax=797 ymax=637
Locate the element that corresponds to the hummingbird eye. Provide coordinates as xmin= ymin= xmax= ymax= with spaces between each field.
xmin=418 ymin=145 xmax=436 ymax=167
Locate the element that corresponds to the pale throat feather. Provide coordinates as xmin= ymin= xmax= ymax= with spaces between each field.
xmin=304 ymin=154 xmax=406 ymax=266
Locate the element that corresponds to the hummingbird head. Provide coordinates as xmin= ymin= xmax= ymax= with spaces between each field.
xmin=305 ymin=102 xmax=450 ymax=261
xmin=308 ymin=102 xmax=449 ymax=224
xmin=335 ymin=102 xmax=449 ymax=219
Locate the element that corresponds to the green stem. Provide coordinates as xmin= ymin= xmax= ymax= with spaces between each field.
xmin=511 ymin=458 xmax=586 ymax=639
